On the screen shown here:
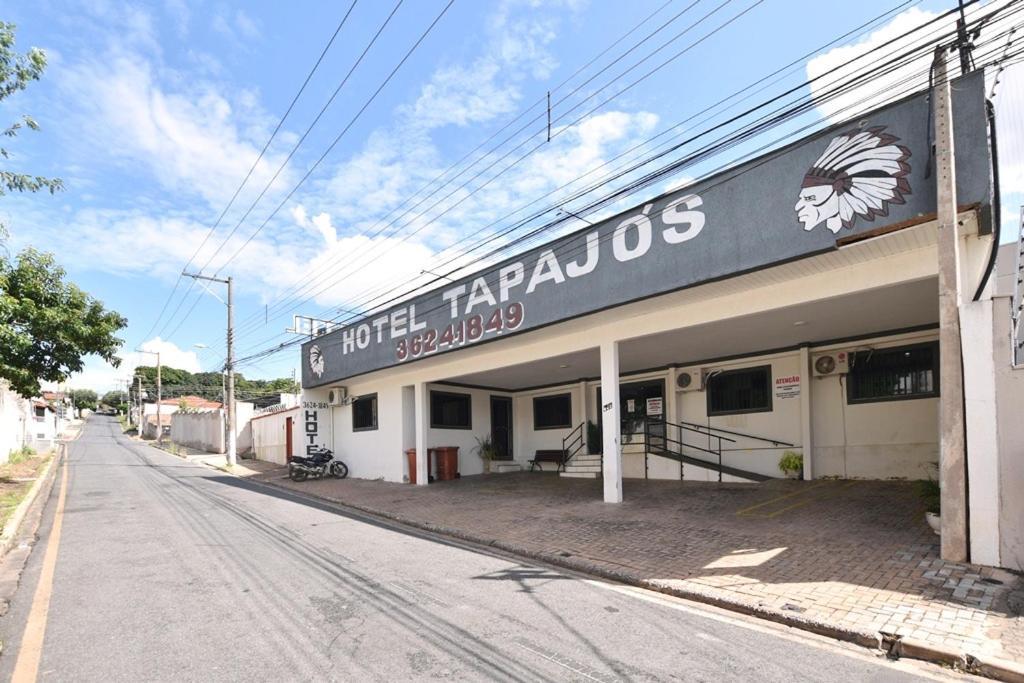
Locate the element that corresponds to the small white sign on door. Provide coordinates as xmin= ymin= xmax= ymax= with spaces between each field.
xmin=646 ymin=397 xmax=664 ymax=415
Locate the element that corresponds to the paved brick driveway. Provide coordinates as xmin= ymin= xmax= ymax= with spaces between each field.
xmin=248 ymin=468 xmax=1022 ymax=666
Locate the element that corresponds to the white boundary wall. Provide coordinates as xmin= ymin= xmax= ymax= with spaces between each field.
xmin=170 ymin=402 xmax=256 ymax=455
xmin=0 ymin=384 xmax=29 ymax=462
xmin=251 ymin=407 xmax=298 ymax=465
xmin=171 ymin=410 xmax=225 ymax=453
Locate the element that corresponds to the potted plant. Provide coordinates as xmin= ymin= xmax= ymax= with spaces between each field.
xmin=474 ymin=435 xmax=498 ymax=474
xmin=777 ymin=450 xmax=803 ymax=479
xmin=919 ymin=463 xmax=940 ymax=535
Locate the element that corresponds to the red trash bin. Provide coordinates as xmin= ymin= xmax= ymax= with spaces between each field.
xmin=405 ymin=448 xmax=417 ymax=484
xmin=433 ymin=446 xmax=460 ymax=481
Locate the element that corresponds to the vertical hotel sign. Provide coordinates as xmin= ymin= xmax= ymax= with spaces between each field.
xmin=302 ymin=400 xmax=328 ymax=455
xmin=302 ymin=72 xmax=991 ymax=387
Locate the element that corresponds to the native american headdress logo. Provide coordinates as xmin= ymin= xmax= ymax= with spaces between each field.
xmin=795 ymin=126 xmax=911 ymax=234
xmin=309 ymin=344 xmax=325 ymax=379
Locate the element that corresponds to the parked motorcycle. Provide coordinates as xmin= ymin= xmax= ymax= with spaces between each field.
xmin=288 ymin=446 xmax=348 ymax=482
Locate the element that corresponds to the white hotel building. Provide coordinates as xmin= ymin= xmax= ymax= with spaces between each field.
xmin=298 ymin=72 xmax=1024 ymax=572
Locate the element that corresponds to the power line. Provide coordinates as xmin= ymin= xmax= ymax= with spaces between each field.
xmin=162 ymin=0 xmax=456 ymax=343
xmin=231 ymin=0 xmax=744 ymax=338
xmin=232 ymin=0 xmax=690 ymax=332
xmin=233 ymin=0 xmax=924 ymax=346
xmin=156 ymin=0 xmax=406 ymax=340
xmin=234 ymin=1 xmax=1022 ymax=368
xmin=239 ymin=0 xmax=974 ymax=355
xmin=142 ymin=1 xmax=360 ymax=343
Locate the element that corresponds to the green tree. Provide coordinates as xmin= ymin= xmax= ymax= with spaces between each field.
xmin=69 ymin=388 xmax=97 ymax=411
xmin=0 ymin=248 xmax=127 ymax=397
xmin=129 ymin=365 xmax=299 ymax=405
xmin=100 ymin=390 xmax=123 ymax=407
xmin=0 ymin=21 xmax=62 ymax=218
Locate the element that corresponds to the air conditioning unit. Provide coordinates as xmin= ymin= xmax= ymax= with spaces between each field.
xmin=675 ymin=369 xmax=704 ymax=392
xmin=812 ymin=351 xmax=849 ymax=377
xmin=327 ymin=386 xmax=348 ymax=406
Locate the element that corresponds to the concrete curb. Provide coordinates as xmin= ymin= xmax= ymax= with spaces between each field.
xmin=0 ymin=445 xmax=63 ymax=562
xmin=172 ymin=454 xmax=1020 ymax=681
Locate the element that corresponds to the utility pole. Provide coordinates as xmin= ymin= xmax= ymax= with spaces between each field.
xmin=157 ymin=354 xmax=162 ymax=442
xmin=135 ymin=350 xmax=162 ymax=442
xmin=955 ymin=0 xmax=974 ymax=76
xmin=183 ymin=272 xmax=236 ymax=467
xmin=933 ymin=46 xmax=968 ymax=562
xmin=227 ymin=276 xmax=235 ymax=466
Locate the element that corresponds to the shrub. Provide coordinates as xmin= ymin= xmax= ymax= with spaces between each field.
xmin=777 ymin=450 xmax=803 ymax=476
xmin=8 ymin=445 xmax=36 ymax=464
xmin=919 ymin=463 xmax=940 ymax=514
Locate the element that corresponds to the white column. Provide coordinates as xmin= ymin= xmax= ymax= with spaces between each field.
xmin=600 ymin=341 xmax=623 ymax=503
xmin=799 ymin=345 xmax=813 ymax=480
xmin=666 ymin=367 xmax=678 ymax=424
xmin=962 ymin=299 xmax=1001 ymax=566
xmin=414 ymin=382 xmax=430 ymax=486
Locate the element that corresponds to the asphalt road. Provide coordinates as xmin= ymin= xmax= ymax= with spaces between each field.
xmin=0 ymin=417 xmax=965 ymax=682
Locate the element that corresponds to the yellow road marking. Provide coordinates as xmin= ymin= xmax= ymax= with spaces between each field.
xmin=735 ymin=481 xmax=831 ymax=516
xmin=12 ymin=455 xmax=68 ymax=683
xmin=738 ymin=480 xmax=860 ymax=518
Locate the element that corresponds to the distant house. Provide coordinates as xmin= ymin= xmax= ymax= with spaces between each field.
xmin=143 ymin=395 xmax=223 ymax=416
xmin=0 ymin=383 xmax=76 ymax=460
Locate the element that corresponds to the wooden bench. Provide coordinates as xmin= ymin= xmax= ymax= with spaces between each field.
xmin=529 ymin=449 xmax=567 ymax=473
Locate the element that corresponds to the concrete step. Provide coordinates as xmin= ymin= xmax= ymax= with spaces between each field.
xmin=559 ymin=470 xmax=600 ymax=478
xmin=493 ymin=462 xmax=522 ymax=473
xmin=563 ymin=464 xmax=602 ymax=473
xmin=569 ymin=454 xmax=602 ymax=464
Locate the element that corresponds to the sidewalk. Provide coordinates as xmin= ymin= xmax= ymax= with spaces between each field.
xmin=239 ymin=467 xmax=1024 ymax=676
xmin=149 ymin=441 xmax=279 ymax=478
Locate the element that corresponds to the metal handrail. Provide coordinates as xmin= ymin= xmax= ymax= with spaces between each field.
xmin=645 ymin=417 xmax=725 ymax=482
xmin=677 ymin=419 xmax=794 ymax=448
xmin=562 ymin=422 xmax=586 ymax=465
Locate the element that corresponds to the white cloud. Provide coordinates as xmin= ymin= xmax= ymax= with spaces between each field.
xmin=411 ymin=60 xmax=521 ymax=129
xmin=807 ymin=2 xmax=1024 ymax=242
xmin=284 ymin=108 xmax=662 ymax=315
xmin=807 ymin=1 xmax=1018 ymax=122
xmin=994 ymin=63 xmax=1024 ymax=224
xmin=17 ymin=0 xmax=678 ymax=354
xmin=290 ymin=203 xmax=337 ymax=245
xmin=65 ymin=337 xmax=201 ymax=393
xmin=135 ymin=337 xmax=202 ymax=373
xmin=55 ymin=45 xmax=291 ymax=209
xmin=212 ymin=9 xmax=262 ymax=45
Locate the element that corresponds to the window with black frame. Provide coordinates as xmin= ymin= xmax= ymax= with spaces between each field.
xmin=706 ymin=365 xmax=772 ymax=416
xmin=533 ymin=393 xmax=572 ymax=430
xmin=847 ymin=342 xmax=939 ymax=403
xmin=352 ymin=393 xmax=378 ymax=431
xmin=430 ymin=391 xmax=472 ymax=429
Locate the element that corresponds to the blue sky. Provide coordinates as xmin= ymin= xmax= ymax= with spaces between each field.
xmin=2 ymin=0 xmax=1021 ymax=392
